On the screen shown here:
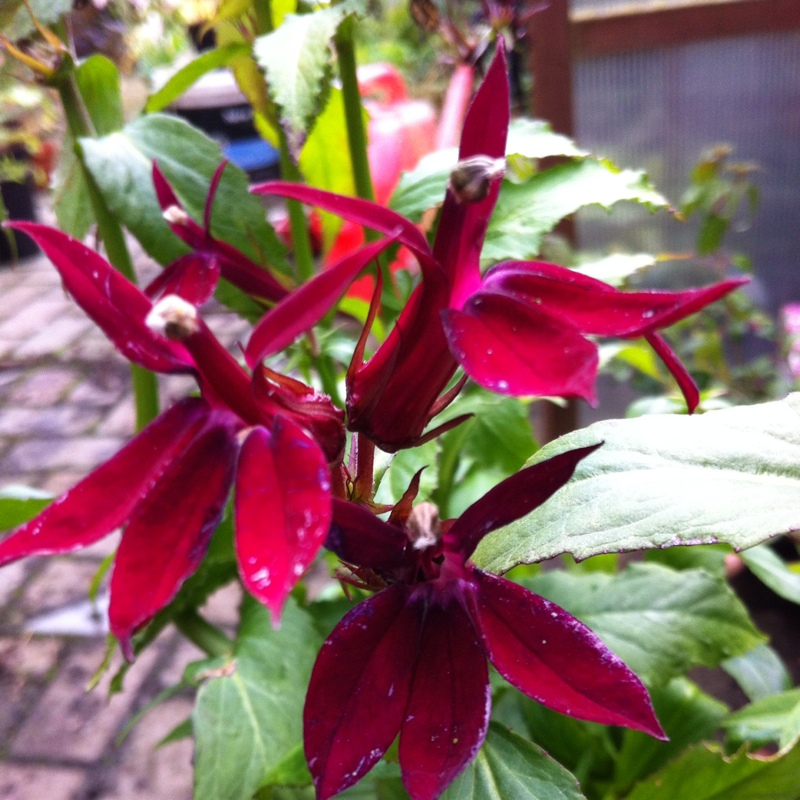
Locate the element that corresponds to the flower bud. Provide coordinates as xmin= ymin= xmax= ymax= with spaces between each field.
xmin=407 ymin=501 xmax=442 ymax=551
xmin=145 ymin=295 xmax=200 ymax=340
xmin=162 ymin=205 xmax=191 ymax=225
xmin=449 ymin=156 xmax=506 ymax=203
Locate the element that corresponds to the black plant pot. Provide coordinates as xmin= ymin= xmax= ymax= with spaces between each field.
xmin=1 ymin=175 xmax=38 ymax=263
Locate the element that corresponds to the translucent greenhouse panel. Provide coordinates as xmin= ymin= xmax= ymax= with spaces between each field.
xmin=573 ymin=32 xmax=800 ymax=315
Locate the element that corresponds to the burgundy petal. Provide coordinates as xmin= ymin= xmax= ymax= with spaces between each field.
xmin=347 ymin=274 xmax=459 ymax=452
xmin=441 ymin=292 xmax=599 ymax=402
xmin=245 ymin=236 xmax=397 ymax=366
xmin=399 ymin=589 xmax=491 ymax=800
xmin=235 ymin=419 xmax=332 ymax=624
xmin=446 ymin=443 xmax=602 ymax=560
xmin=179 ymin=318 xmax=271 ymax=427
xmin=457 ymin=46 xmax=509 ymax=164
xmin=304 ymin=584 xmax=422 ymax=800
xmin=8 ymin=222 xmax=194 ymax=373
xmin=0 ymin=398 xmax=210 ymax=567
xmin=109 ymin=414 xmax=239 ymax=658
xmin=433 ymin=45 xmax=509 ymax=302
xmin=327 ymin=498 xmax=411 ymax=573
xmin=471 ymin=570 xmax=665 ymax=738
xmin=145 ymin=252 xmax=221 ymax=306
xmin=152 ymin=162 xmax=288 ymax=303
xmin=253 ymin=366 xmax=346 ymax=465
xmin=646 ymin=331 xmax=700 ymax=413
xmin=250 ymin=182 xmax=437 ymax=271
xmin=482 ymin=261 xmax=748 ymax=337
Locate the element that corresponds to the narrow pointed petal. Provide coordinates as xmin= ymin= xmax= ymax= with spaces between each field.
xmin=109 ymin=415 xmax=238 ymax=657
xmin=235 ymin=419 xmax=332 ymax=624
xmin=471 ymin=571 xmax=665 ymax=738
xmin=8 ymin=222 xmax=194 ymax=373
xmin=153 ymin=162 xmax=288 ymax=303
xmin=304 ymin=584 xmax=422 ymax=800
xmin=483 ymin=261 xmax=748 ymax=337
xmin=399 ymin=591 xmax=491 ymax=800
xmin=327 ymin=498 xmax=411 ymax=573
xmin=433 ymin=45 xmax=509 ymax=301
xmin=347 ymin=274 xmax=458 ymax=452
xmin=245 ymin=236 xmax=396 ymax=366
xmin=0 ymin=399 xmax=209 ymax=566
xmin=441 ymin=292 xmax=598 ymax=402
xmin=446 ymin=444 xmax=602 ymax=560
xmin=250 ymin=182 xmax=437 ymax=271
xmin=178 ymin=318 xmax=271 ymax=427
xmin=253 ymin=366 xmax=346 ymax=465
xmin=646 ymin=332 xmax=700 ymax=413
xmin=145 ymin=252 xmax=221 ymax=306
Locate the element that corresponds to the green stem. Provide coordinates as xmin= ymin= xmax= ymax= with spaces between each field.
xmin=254 ymin=0 xmax=273 ymax=34
xmin=51 ymin=63 xmax=160 ymax=431
xmin=278 ymin=133 xmax=315 ymax=283
xmin=317 ymin=353 xmax=343 ymax=407
xmin=334 ymin=17 xmax=375 ymax=209
xmin=175 ymin=610 xmax=233 ymax=657
xmin=335 ymin=18 xmax=395 ymax=307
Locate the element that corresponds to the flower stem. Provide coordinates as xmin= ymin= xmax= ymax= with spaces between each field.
xmin=334 ymin=17 xmax=375 ymax=209
xmin=175 ymin=610 xmax=233 ymax=657
xmin=52 ymin=62 xmax=160 ymax=431
xmin=254 ymin=0 xmax=273 ymax=33
xmin=355 ymin=433 xmax=375 ymax=500
xmin=277 ymin=133 xmax=315 ymax=283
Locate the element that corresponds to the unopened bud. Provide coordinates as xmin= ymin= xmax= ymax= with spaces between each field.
xmin=146 ymin=295 xmax=200 ymax=340
xmin=163 ymin=205 xmax=190 ymax=225
xmin=449 ymin=156 xmax=506 ymax=204
xmin=407 ymin=501 xmax=442 ymax=551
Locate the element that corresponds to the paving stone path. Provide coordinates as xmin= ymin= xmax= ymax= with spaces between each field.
xmin=0 ymin=236 xmax=249 ymax=799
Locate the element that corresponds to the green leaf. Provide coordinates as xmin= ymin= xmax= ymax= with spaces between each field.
xmin=145 ymin=44 xmax=252 ymax=113
xmin=52 ymin=55 xmax=124 ymax=239
xmin=505 ymin=119 xmax=588 ymax=161
xmin=52 ymin=133 xmax=94 ymax=239
xmin=373 ymin=438 xmax=440 ymax=506
xmin=741 ymin=544 xmax=800 ymax=605
xmin=0 ymin=484 xmax=52 ymax=531
xmin=440 ymin=723 xmax=586 ymax=800
xmin=299 ymin=87 xmax=358 ymax=247
xmin=75 ymin=55 xmax=124 ymax=136
xmin=573 ymin=252 xmax=656 ymax=286
xmin=81 ymin=113 xmax=287 ymax=270
xmin=434 ymin=391 xmax=537 ymax=519
xmin=260 ymin=742 xmax=312 ymax=788
xmin=253 ymin=1 xmax=365 ymax=155
xmin=474 ymin=395 xmax=800 ymax=573
xmin=492 ymin=689 xmax=612 ymax=780
xmin=613 ymin=678 xmax=728 ymax=792
xmin=723 ymin=689 xmax=800 ymax=755
xmin=389 ymin=147 xmax=455 ymax=220
xmin=157 ymin=717 xmax=193 ymax=747
xmin=0 ymin=0 xmax=71 ymax=40
xmin=645 ymin=543 xmax=729 ymax=576
xmin=626 ymin=742 xmax=800 ymax=800
xmin=697 ymin=213 xmax=728 ymax=255
xmin=524 ymin=564 xmax=764 ymax=685
xmin=722 ymin=644 xmax=792 ymax=702
xmin=391 ymin=118 xmax=588 ymax=221
xmin=483 ymin=158 xmax=668 ymax=263
xmin=193 ymin=596 xmax=323 ymax=800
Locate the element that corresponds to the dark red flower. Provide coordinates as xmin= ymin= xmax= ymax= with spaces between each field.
xmin=0 ymin=223 xmax=343 ymax=657
xmin=247 ymin=46 xmax=747 ymax=452
xmin=306 ymin=443 xmax=665 ymax=800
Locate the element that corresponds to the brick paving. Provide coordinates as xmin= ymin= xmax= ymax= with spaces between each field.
xmin=0 ymin=234 xmax=249 ymax=799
